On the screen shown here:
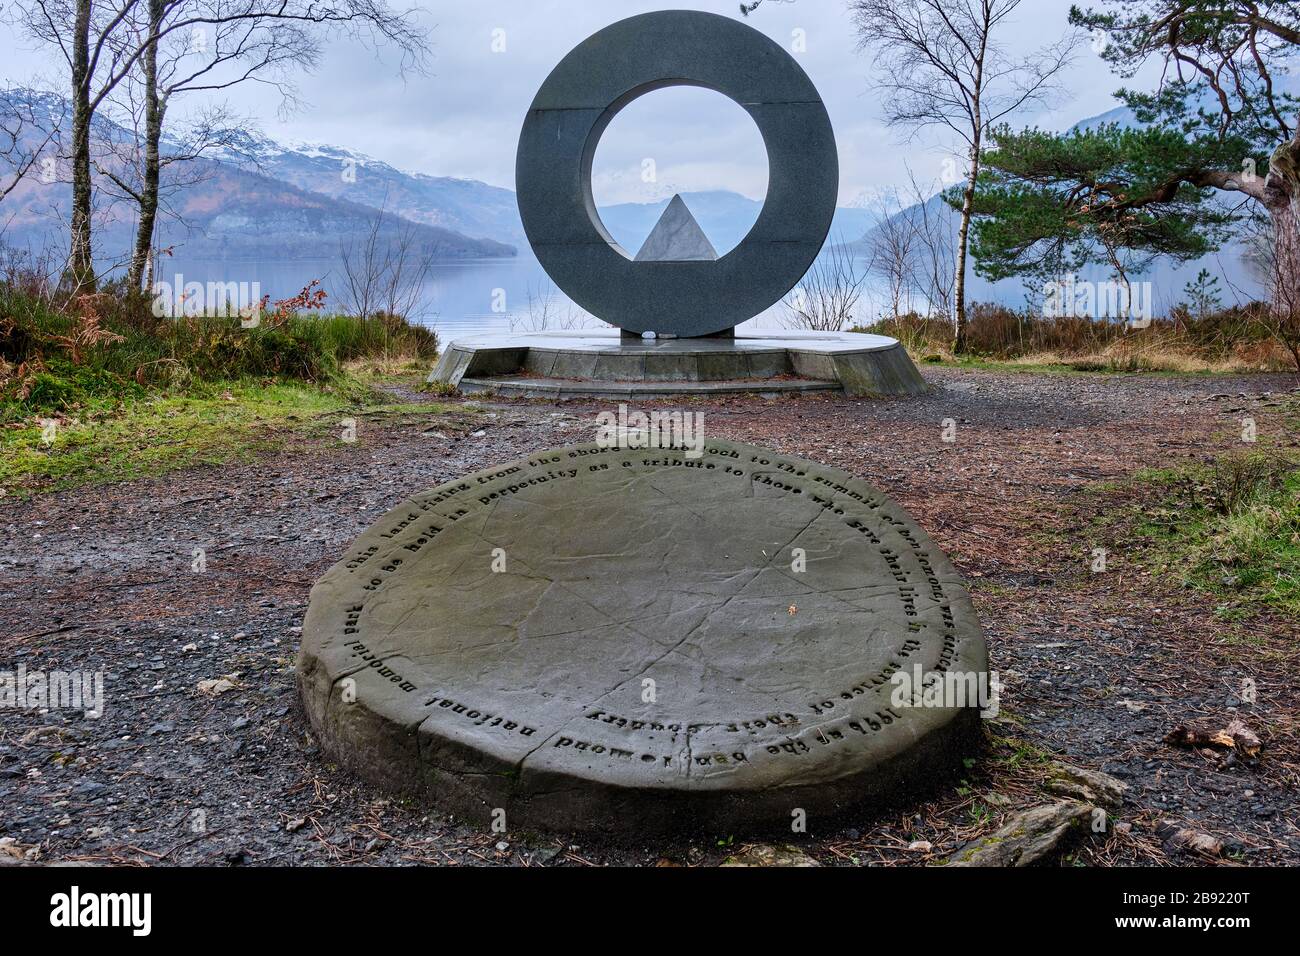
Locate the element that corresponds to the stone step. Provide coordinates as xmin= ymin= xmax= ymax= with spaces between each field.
xmin=431 ymin=330 xmax=930 ymax=398
xmin=458 ymin=376 xmax=842 ymax=400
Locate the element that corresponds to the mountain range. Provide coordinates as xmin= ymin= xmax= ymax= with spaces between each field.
xmin=0 ymin=89 xmax=884 ymax=266
xmin=0 ymin=89 xmax=515 ymax=263
xmin=0 ymin=86 xmax=1280 ymax=309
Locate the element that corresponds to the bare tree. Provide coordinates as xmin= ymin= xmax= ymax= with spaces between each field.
xmin=857 ymin=172 xmax=960 ymax=321
xmin=849 ymin=0 xmax=1078 ymax=352
xmin=510 ymin=281 xmax=594 ymax=333
xmin=1244 ymin=208 xmax=1300 ymax=371
xmin=337 ymin=205 xmax=387 ymax=322
xmin=0 ymin=86 xmax=63 ymax=205
xmin=378 ymin=224 xmax=437 ymax=322
xmin=783 ymin=238 xmax=868 ymax=332
xmin=337 ymin=205 xmax=438 ymax=323
xmin=95 ymin=89 xmax=251 ymax=290
xmin=105 ymin=0 xmax=331 ymax=290
xmin=902 ymin=168 xmax=957 ymax=318
xmin=867 ymin=187 xmax=917 ymax=318
xmin=12 ymin=0 xmax=430 ymax=295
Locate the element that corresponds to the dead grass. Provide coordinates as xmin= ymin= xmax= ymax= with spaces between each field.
xmin=861 ymin=303 xmax=1297 ymax=372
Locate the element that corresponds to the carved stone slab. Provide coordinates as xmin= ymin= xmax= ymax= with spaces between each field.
xmin=299 ymin=441 xmax=986 ymax=835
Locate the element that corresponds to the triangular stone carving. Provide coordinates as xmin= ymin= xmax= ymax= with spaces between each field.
xmin=634 ymin=194 xmax=719 ymax=262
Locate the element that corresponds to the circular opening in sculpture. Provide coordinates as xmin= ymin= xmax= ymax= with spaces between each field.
xmin=588 ymin=86 xmax=770 ymax=260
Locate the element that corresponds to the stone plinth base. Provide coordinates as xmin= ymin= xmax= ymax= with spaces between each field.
xmin=427 ymin=329 xmax=928 ymax=399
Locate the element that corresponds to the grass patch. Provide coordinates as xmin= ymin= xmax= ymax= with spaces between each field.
xmin=856 ymin=302 xmax=1295 ymax=372
xmin=0 ymin=381 xmax=363 ymax=496
xmin=0 ymin=282 xmax=453 ymax=496
xmin=1 ymin=285 xmax=439 ymax=420
xmin=1106 ymin=451 xmax=1300 ymax=617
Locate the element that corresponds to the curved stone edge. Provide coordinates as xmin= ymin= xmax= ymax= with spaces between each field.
xmin=457 ymin=378 xmax=841 ymax=400
xmin=428 ymin=339 xmax=929 ymax=397
xmin=297 ymin=440 xmax=984 ymax=838
xmin=299 ymin=645 xmax=983 ymax=838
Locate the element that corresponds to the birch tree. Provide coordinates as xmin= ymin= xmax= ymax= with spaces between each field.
xmin=848 ymin=0 xmax=1078 ymax=353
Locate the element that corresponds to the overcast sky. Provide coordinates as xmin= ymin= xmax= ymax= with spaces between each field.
xmin=2 ymin=0 xmax=1131 ymax=205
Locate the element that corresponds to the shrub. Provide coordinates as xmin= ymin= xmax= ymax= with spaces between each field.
xmin=0 ymin=282 xmax=440 ymax=416
xmin=855 ymin=301 xmax=1289 ymax=368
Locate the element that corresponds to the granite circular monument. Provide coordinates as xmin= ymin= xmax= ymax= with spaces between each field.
xmin=515 ymin=9 xmax=838 ymax=338
xmin=299 ymin=440 xmax=987 ymax=836
xmin=430 ymin=10 xmax=928 ymax=398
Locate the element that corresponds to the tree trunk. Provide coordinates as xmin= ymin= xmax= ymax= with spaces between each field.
xmin=126 ymin=2 xmax=164 ymax=293
xmin=953 ymin=38 xmax=985 ymax=356
xmin=953 ymin=142 xmax=979 ymax=355
xmin=1263 ymin=126 xmax=1300 ymax=369
xmin=1265 ymin=199 xmax=1300 ymax=368
xmin=66 ymin=0 xmax=95 ymax=296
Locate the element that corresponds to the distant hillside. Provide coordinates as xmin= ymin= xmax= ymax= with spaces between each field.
xmin=0 ymin=88 xmax=893 ymax=265
xmin=154 ymin=161 xmax=516 ymax=261
xmin=838 ymin=86 xmax=1291 ymax=311
xmin=216 ymin=132 xmax=527 ymax=247
xmin=598 ymin=190 xmax=878 ymax=256
xmin=0 ymin=89 xmax=515 ymax=263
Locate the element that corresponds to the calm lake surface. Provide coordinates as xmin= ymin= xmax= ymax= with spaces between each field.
xmin=166 ymin=251 xmax=1220 ymax=334
xmin=164 ymin=252 xmax=793 ymax=339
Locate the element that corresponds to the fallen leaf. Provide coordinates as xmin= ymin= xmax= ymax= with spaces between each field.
xmin=1161 ymin=822 xmax=1223 ymax=857
xmin=1164 ymin=720 xmax=1261 ymax=759
xmin=196 ymin=674 xmax=240 ymax=696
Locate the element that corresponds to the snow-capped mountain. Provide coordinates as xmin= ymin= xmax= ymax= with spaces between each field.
xmin=1 ymin=88 xmax=885 ymax=265
xmin=209 ymin=130 xmax=528 ymax=248
xmin=219 ymin=132 xmax=882 ymax=254
xmin=0 ymin=90 xmax=516 ymax=263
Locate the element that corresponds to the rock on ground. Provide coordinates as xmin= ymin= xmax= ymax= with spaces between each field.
xmin=944 ymin=801 xmax=1094 ymax=867
xmin=1043 ymin=762 xmax=1128 ymax=810
xmin=721 ymin=844 xmax=820 ymax=867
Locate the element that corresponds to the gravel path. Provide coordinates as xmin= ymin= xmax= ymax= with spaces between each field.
xmin=2 ymin=366 xmax=1297 ymax=866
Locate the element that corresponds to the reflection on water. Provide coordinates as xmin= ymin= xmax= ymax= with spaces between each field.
xmin=163 ymin=251 xmax=791 ymax=339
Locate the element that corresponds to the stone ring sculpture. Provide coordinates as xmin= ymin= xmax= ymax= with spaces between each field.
xmin=515 ymin=10 xmax=839 ymax=338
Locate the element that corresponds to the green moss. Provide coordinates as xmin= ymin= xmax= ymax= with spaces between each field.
xmin=0 ymin=381 xmax=353 ymax=495
xmin=1 ymin=287 xmax=439 ymax=419
xmin=989 ymin=732 xmax=1055 ymax=768
xmin=1106 ymin=450 xmax=1300 ymax=617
